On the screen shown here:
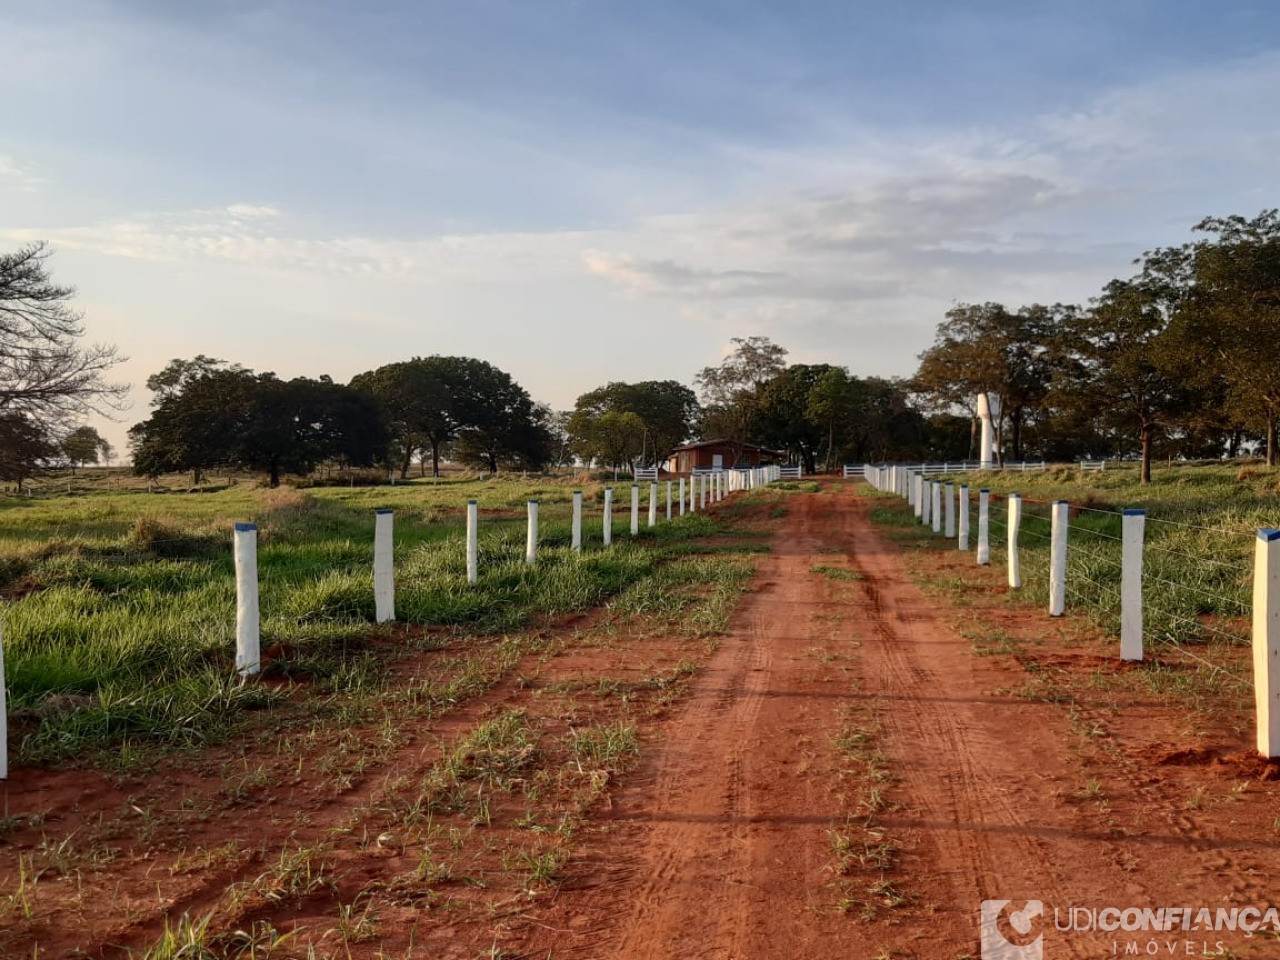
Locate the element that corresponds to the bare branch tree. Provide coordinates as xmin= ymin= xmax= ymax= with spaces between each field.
xmin=0 ymin=241 xmax=128 ymax=429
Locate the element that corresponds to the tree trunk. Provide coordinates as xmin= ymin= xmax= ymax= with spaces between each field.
xmin=400 ymin=448 xmax=411 ymax=481
xmin=269 ymin=462 xmax=281 ymax=488
xmin=1228 ymin=429 xmax=1242 ymax=459
xmin=1010 ymin=409 xmax=1023 ymax=461
xmin=1269 ymin=417 xmax=1278 ymax=467
xmin=1140 ymin=427 xmax=1153 ymax=484
xmin=431 ymin=441 xmax=441 ymax=478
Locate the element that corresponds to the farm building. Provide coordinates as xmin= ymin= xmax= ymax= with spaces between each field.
xmin=666 ymin=439 xmax=783 ymax=473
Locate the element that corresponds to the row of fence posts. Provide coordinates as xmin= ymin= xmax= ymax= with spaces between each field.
xmin=0 ymin=465 xmax=785 ymax=779
xmin=862 ymin=464 xmax=1280 ymax=760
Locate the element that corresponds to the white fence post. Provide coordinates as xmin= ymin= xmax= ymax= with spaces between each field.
xmin=666 ymin=480 xmax=672 ymax=519
xmin=1253 ymin=530 xmax=1280 ymax=757
xmin=526 ymin=500 xmax=539 ymax=564
xmin=467 ymin=500 xmax=480 ymax=581
xmin=958 ymin=484 xmax=969 ymax=551
xmin=699 ymin=474 xmax=706 ymax=509
xmin=1049 ymin=501 xmax=1068 ymax=616
xmin=374 ymin=509 xmax=395 ymax=623
xmin=1007 ymin=495 xmax=1022 ymax=589
xmin=571 ymin=491 xmax=582 ymax=552
xmin=977 ymin=489 xmax=990 ymax=565
xmin=913 ymin=474 xmax=924 ymax=519
xmin=921 ymin=479 xmax=932 ymax=526
xmin=649 ymin=482 xmax=658 ymax=527
xmin=931 ymin=482 xmax=942 ymax=534
xmin=690 ymin=476 xmax=697 ymax=513
xmin=679 ymin=478 xmax=686 ymax=516
xmin=0 ymin=621 xmax=7 ymax=780
xmin=944 ymin=483 xmax=956 ymax=538
xmin=1121 ymin=509 xmax=1145 ymax=661
xmin=234 ymin=522 xmax=260 ymax=676
xmin=631 ymin=484 xmax=640 ymax=536
xmin=603 ymin=488 xmax=613 ymax=546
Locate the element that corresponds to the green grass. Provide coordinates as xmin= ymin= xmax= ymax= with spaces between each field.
xmin=0 ymin=475 xmax=762 ymax=765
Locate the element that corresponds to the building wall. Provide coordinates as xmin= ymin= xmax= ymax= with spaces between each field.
xmin=673 ymin=443 xmax=766 ymax=473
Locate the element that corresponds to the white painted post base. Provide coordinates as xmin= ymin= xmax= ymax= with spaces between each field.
xmin=931 ymin=483 xmax=942 ymax=534
xmin=571 ymin=492 xmax=582 ymax=552
xmin=958 ymin=484 xmax=969 ymax=551
xmin=944 ymin=483 xmax=956 ymax=538
xmin=1252 ymin=529 xmax=1280 ymax=757
xmin=467 ymin=500 xmax=480 ymax=581
xmin=1007 ymin=495 xmax=1022 ymax=589
xmin=1121 ymin=509 xmax=1145 ymax=661
xmin=666 ymin=481 xmax=672 ymax=520
xmin=234 ymin=523 xmax=260 ymax=676
xmin=921 ymin=479 xmax=932 ymax=526
xmin=603 ymin=488 xmax=613 ymax=546
xmin=977 ymin=489 xmax=990 ymax=565
xmin=374 ymin=509 xmax=395 ymax=623
xmin=679 ymin=478 xmax=686 ymax=516
xmin=631 ymin=484 xmax=640 ymax=536
xmin=526 ymin=500 xmax=539 ymax=564
xmin=649 ymin=482 xmax=658 ymax=527
xmin=1049 ymin=501 xmax=1068 ymax=616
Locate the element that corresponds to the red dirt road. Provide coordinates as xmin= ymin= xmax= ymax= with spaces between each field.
xmin=525 ymin=485 xmax=1280 ymax=959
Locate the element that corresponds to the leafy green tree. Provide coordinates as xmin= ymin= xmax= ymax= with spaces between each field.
xmin=60 ymin=425 xmax=111 ymax=473
xmin=567 ymin=380 xmax=698 ymax=470
xmin=0 ymin=413 xmax=57 ymax=490
xmin=756 ymin=364 xmax=841 ymax=473
xmin=913 ymin=303 xmax=1057 ymax=462
xmin=1050 ymin=281 xmax=1188 ymax=483
xmin=1152 ymin=210 xmax=1280 ymax=465
xmin=130 ymin=364 xmax=388 ymax=486
xmin=695 ymin=336 xmax=788 ymax=447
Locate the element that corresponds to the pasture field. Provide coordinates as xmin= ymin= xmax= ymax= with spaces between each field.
xmin=0 ymin=472 xmax=752 ymax=766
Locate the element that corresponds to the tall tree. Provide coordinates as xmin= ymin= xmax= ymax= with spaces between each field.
xmin=913 ymin=303 xmax=1057 ymax=462
xmin=0 ymin=413 xmax=56 ymax=490
xmin=0 ymin=242 xmax=127 ymax=429
xmin=695 ymin=336 xmax=788 ymax=447
xmin=1051 ymin=281 xmax=1186 ymax=483
xmin=1152 ymin=210 xmax=1280 ymax=465
xmin=756 ymin=364 xmax=840 ymax=473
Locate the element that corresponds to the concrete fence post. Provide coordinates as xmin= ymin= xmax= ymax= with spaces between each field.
xmin=914 ymin=474 xmax=924 ymax=519
xmin=679 ymin=478 xmax=686 ymax=516
xmin=958 ymin=484 xmax=970 ymax=551
xmin=603 ymin=488 xmax=613 ymax=546
xmin=467 ymin=500 xmax=480 ymax=581
xmin=1252 ymin=529 xmax=1280 ymax=757
xmin=921 ymin=478 xmax=932 ymax=526
xmin=1049 ymin=501 xmax=1068 ymax=616
xmin=526 ymin=500 xmax=539 ymax=564
xmin=649 ymin=482 xmax=658 ymax=527
xmin=373 ymin=509 xmax=395 ymax=623
xmin=666 ymin=480 xmax=672 ymax=519
xmin=690 ymin=476 xmax=697 ymax=513
xmin=571 ymin=491 xmax=582 ymax=552
xmin=631 ymin=484 xmax=640 ymax=536
xmin=1007 ymin=495 xmax=1022 ymax=589
xmin=931 ymin=482 xmax=942 ymax=534
xmin=698 ymin=474 xmax=706 ymax=509
xmin=977 ymin=489 xmax=990 ymax=565
xmin=1121 ymin=509 xmax=1145 ymax=661
xmin=944 ymin=483 xmax=956 ymax=538
xmin=234 ymin=522 xmax=260 ymax=676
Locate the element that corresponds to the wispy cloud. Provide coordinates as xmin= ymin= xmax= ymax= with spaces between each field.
xmin=0 ymin=154 xmax=46 ymax=191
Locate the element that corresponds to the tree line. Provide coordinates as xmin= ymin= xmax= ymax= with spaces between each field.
xmin=912 ymin=209 xmax=1280 ymax=482
xmin=5 ymin=209 xmax=1277 ymax=488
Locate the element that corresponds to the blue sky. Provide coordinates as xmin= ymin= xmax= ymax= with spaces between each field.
xmin=4 ymin=1 xmax=1280 ymax=454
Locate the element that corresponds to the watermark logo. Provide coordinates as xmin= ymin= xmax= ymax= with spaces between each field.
xmin=981 ymin=900 xmax=1044 ymax=960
